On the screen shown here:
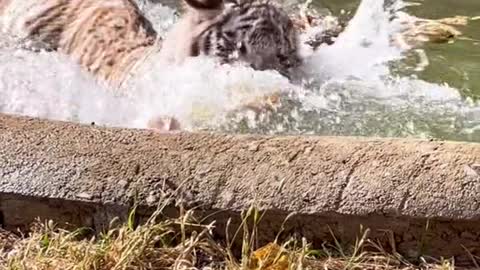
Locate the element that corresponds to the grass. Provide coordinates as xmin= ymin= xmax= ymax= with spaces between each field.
xmin=0 ymin=204 xmax=466 ymax=270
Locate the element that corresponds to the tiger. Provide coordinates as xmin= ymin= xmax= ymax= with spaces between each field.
xmin=161 ymin=0 xmax=302 ymax=78
xmin=0 ymin=0 xmax=303 ymax=84
xmin=0 ymin=0 xmax=303 ymax=131
xmin=0 ymin=0 xmax=159 ymax=87
xmin=159 ymin=0 xmax=225 ymax=66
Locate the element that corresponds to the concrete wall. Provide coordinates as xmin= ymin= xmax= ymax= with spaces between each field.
xmin=1 ymin=113 xmax=480 ymax=264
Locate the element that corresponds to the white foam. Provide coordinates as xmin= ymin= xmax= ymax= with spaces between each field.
xmin=301 ymin=0 xmax=405 ymax=81
xmin=0 ymin=48 xmax=134 ymax=127
xmin=135 ymin=0 xmax=178 ymax=36
xmin=126 ymin=55 xmax=294 ymax=130
xmin=0 ymin=0 xmax=479 ymax=141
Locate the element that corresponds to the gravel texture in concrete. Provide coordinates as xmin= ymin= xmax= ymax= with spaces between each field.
xmin=1 ymin=113 xmax=480 ymax=262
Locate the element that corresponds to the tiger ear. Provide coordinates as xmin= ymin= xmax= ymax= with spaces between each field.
xmin=224 ymin=0 xmax=239 ymax=5
xmin=183 ymin=0 xmax=223 ymax=9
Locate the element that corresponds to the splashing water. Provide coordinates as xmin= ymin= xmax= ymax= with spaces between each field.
xmin=0 ymin=0 xmax=479 ymax=142
xmin=301 ymin=0 xmax=405 ymax=80
xmin=0 ymin=48 xmax=136 ymax=127
xmin=292 ymin=0 xmax=480 ymax=141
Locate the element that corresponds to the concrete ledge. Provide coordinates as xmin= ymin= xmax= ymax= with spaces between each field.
xmin=1 ymin=113 xmax=480 ymax=263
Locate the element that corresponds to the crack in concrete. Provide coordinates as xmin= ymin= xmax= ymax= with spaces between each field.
xmin=399 ymin=153 xmax=430 ymax=215
xmin=333 ymin=146 xmax=370 ymax=211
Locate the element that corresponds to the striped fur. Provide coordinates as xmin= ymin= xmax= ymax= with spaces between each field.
xmin=161 ymin=0 xmax=302 ymax=78
xmin=1 ymin=0 xmax=158 ymax=87
xmin=1 ymin=0 xmax=302 ymax=86
xmin=193 ymin=1 xmax=301 ymax=77
xmin=159 ymin=0 xmax=226 ymax=66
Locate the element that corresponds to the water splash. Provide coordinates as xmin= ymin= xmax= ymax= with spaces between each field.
xmin=0 ymin=0 xmax=479 ymax=142
xmin=125 ymin=55 xmax=294 ymax=130
xmin=302 ymin=0 xmax=405 ymax=80
xmin=0 ymin=48 xmax=135 ymax=127
xmin=136 ymin=0 xmax=178 ymax=36
xmin=287 ymin=0 xmax=480 ymax=141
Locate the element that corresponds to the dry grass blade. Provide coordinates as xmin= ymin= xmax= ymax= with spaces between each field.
xmin=0 ymin=206 xmax=472 ymax=270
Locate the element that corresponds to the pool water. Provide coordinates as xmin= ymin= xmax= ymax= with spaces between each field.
xmin=0 ymin=0 xmax=479 ymax=142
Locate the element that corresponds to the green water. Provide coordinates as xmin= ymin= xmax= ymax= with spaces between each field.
xmin=154 ymin=0 xmax=480 ymax=141
xmin=166 ymin=0 xmax=480 ymax=99
xmin=321 ymin=0 xmax=480 ymax=99
xmin=4 ymin=0 xmax=478 ymax=142
xmin=223 ymin=0 xmax=480 ymax=142
xmin=408 ymin=0 xmax=480 ymax=99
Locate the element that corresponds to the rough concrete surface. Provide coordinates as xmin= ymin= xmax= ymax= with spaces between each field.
xmin=1 ymin=113 xmax=480 ymax=263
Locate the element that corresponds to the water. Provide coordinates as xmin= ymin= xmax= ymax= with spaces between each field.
xmin=405 ymin=0 xmax=480 ymax=99
xmin=0 ymin=0 xmax=479 ymax=142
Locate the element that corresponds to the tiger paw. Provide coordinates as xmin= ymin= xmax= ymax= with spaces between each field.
xmin=147 ymin=116 xmax=182 ymax=133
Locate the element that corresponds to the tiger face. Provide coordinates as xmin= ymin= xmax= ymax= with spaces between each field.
xmin=170 ymin=0 xmax=303 ymax=78
xmin=199 ymin=2 xmax=302 ymax=77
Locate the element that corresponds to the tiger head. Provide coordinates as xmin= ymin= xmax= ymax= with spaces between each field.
xmin=229 ymin=2 xmax=301 ymax=77
xmin=164 ymin=0 xmax=302 ymax=79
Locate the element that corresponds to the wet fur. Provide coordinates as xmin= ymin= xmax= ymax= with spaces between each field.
xmin=0 ymin=0 xmax=301 ymax=131
xmin=159 ymin=0 xmax=225 ymax=65
xmin=1 ymin=0 xmax=158 ymax=87
xmin=0 ymin=0 xmax=301 ymax=85
xmin=193 ymin=1 xmax=301 ymax=77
